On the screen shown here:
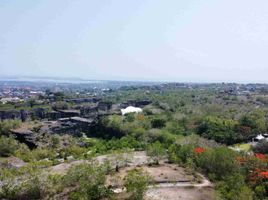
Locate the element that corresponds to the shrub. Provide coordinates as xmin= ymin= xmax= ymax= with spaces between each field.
xmin=124 ymin=169 xmax=151 ymax=200
xmin=151 ymin=119 xmax=166 ymax=128
xmin=63 ymin=164 xmax=113 ymax=200
xmin=52 ymin=101 xmax=69 ymax=110
xmin=147 ymin=141 xmax=165 ymax=165
xmin=195 ymin=147 xmax=239 ymax=180
xmin=30 ymin=148 xmax=56 ymax=161
xmin=151 ymin=118 xmax=166 ymax=129
xmin=197 ymin=116 xmax=239 ymax=145
xmin=0 ymin=136 xmax=19 ymax=157
xmin=0 ymin=120 xmax=21 ymax=136
xmin=253 ymin=140 xmax=268 ymax=154
xmin=217 ymin=173 xmax=254 ymax=200
xmin=124 ymin=113 xmax=135 ymax=122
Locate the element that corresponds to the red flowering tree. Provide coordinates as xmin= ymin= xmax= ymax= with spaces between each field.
xmin=259 ymin=170 xmax=268 ymax=179
xmin=194 ymin=147 xmax=205 ymax=154
xmin=255 ymin=153 xmax=266 ymax=161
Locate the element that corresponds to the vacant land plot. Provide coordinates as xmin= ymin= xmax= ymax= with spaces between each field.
xmin=146 ymin=187 xmax=215 ymax=200
xmin=107 ymin=163 xmax=197 ymax=187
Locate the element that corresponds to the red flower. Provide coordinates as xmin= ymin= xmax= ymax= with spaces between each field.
xmin=255 ymin=153 xmax=266 ymax=160
xmin=194 ymin=147 xmax=205 ymax=154
xmin=259 ymin=170 xmax=268 ymax=179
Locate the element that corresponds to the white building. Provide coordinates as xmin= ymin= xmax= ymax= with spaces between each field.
xmin=121 ymin=106 xmax=142 ymax=116
xmin=255 ymin=134 xmax=265 ymax=141
xmin=0 ymin=97 xmax=23 ymax=104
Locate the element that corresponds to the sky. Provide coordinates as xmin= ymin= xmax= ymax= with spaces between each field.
xmin=1 ymin=0 xmax=268 ymax=83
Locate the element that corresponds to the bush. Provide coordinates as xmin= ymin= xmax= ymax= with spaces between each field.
xmin=62 ymin=145 xmax=86 ymax=159
xmin=146 ymin=129 xmax=175 ymax=147
xmin=0 ymin=136 xmax=19 ymax=157
xmin=124 ymin=113 xmax=135 ymax=122
xmin=124 ymin=169 xmax=151 ymax=200
xmin=52 ymin=101 xmax=69 ymax=110
xmin=63 ymin=164 xmax=112 ymax=200
xmin=0 ymin=170 xmax=55 ymax=200
xmin=147 ymin=141 xmax=165 ymax=165
xmin=197 ymin=116 xmax=239 ymax=145
xmin=0 ymin=120 xmax=21 ymax=136
xmin=151 ymin=118 xmax=166 ymax=129
xmin=195 ymin=147 xmax=239 ymax=180
xmin=168 ymin=144 xmax=194 ymax=164
xmin=253 ymin=140 xmax=268 ymax=154
xmin=30 ymin=148 xmax=56 ymax=161
xmin=217 ymin=173 xmax=254 ymax=200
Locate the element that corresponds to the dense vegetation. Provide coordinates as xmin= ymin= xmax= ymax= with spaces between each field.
xmin=1 ymin=86 xmax=268 ymax=199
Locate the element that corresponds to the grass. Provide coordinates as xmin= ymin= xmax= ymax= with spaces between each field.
xmin=235 ymin=143 xmax=251 ymax=152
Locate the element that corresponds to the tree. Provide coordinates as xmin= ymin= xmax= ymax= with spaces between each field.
xmin=28 ymin=99 xmax=36 ymax=108
xmin=239 ymin=110 xmax=267 ymax=136
xmin=147 ymin=141 xmax=165 ymax=165
xmin=217 ymin=173 xmax=253 ymax=200
xmin=195 ymin=147 xmax=239 ymax=181
xmin=0 ymin=136 xmax=19 ymax=157
xmin=253 ymin=140 xmax=268 ymax=154
xmin=197 ymin=116 xmax=238 ymax=145
xmin=124 ymin=169 xmax=151 ymax=200
xmin=124 ymin=113 xmax=135 ymax=122
xmin=51 ymin=135 xmax=60 ymax=149
xmin=52 ymin=101 xmax=69 ymax=110
xmin=54 ymin=92 xmax=65 ymax=101
xmin=151 ymin=118 xmax=166 ymax=129
xmin=0 ymin=120 xmax=21 ymax=136
xmin=64 ymin=164 xmax=112 ymax=200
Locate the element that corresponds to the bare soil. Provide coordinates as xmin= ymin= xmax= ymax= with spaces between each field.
xmin=146 ymin=187 xmax=215 ymax=200
xmin=106 ymin=163 xmax=196 ymax=187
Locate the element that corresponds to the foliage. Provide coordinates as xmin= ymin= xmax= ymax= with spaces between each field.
xmin=151 ymin=118 xmax=166 ymax=128
xmin=52 ymin=101 xmax=69 ymax=110
xmin=147 ymin=141 xmax=165 ymax=165
xmin=253 ymin=140 xmax=268 ymax=154
xmin=124 ymin=169 xmax=151 ymax=200
xmin=217 ymin=173 xmax=254 ymax=200
xmin=63 ymin=163 xmax=113 ymax=200
xmin=197 ymin=116 xmax=239 ymax=145
xmin=195 ymin=147 xmax=239 ymax=181
xmin=124 ymin=113 xmax=135 ymax=122
xmin=0 ymin=167 xmax=57 ymax=199
xmin=0 ymin=136 xmax=19 ymax=157
xmin=0 ymin=120 xmax=21 ymax=136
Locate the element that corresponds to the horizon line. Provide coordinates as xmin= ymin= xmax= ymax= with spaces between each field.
xmin=0 ymin=75 xmax=268 ymax=85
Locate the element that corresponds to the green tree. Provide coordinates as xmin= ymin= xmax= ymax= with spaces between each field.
xmin=63 ymin=164 xmax=112 ymax=200
xmin=28 ymin=99 xmax=36 ymax=108
xmin=54 ymin=92 xmax=65 ymax=101
xmin=197 ymin=116 xmax=238 ymax=145
xmin=124 ymin=169 xmax=151 ymax=200
xmin=147 ymin=141 xmax=165 ymax=165
xmin=253 ymin=140 xmax=268 ymax=154
xmin=151 ymin=118 xmax=166 ymax=129
xmin=51 ymin=135 xmax=60 ymax=149
xmin=195 ymin=147 xmax=239 ymax=180
xmin=0 ymin=120 xmax=21 ymax=136
xmin=125 ymin=113 xmax=135 ymax=122
xmin=0 ymin=136 xmax=19 ymax=157
xmin=239 ymin=109 xmax=267 ymax=136
xmin=217 ymin=174 xmax=253 ymax=200
xmin=52 ymin=101 xmax=69 ymax=110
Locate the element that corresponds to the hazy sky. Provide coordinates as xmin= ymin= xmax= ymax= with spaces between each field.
xmin=1 ymin=0 xmax=268 ymax=82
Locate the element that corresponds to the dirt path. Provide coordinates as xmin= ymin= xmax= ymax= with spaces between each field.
xmin=113 ymin=174 xmax=212 ymax=193
xmin=49 ymin=151 xmax=148 ymax=174
xmin=145 ymin=176 xmax=214 ymax=200
xmin=152 ymin=175 xmax=212 ymax=188
xmin=146 ymin=187 xmax=215 ymax=200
